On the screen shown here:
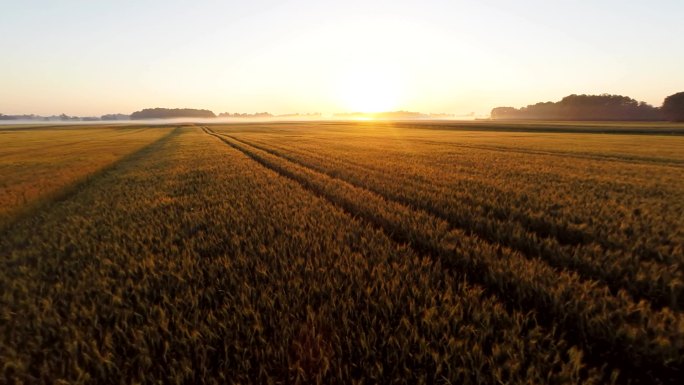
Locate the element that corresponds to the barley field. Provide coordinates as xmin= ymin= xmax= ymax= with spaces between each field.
xmin=1 ymin=122 xmax=683 ymax=384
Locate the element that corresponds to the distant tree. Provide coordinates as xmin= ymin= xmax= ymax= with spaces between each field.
xmin=662 ymin=92 xmax=684 ymax=122
xmin=131 ymin=108 xmax=216 ymax=119
xmin=491 ymin=94 xmax=662 ymax=121
xmin=490 ymin=107 xmax=519 ymax=119
xmin=101 ymin=113 xmax=130 ymax=121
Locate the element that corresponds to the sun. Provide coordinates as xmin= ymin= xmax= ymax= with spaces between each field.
xmin=333 ymin=66 xmax=403 ymax=112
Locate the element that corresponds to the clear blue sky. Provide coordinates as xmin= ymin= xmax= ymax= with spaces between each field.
xmin=1 ymin=0 xmax=683 ymax=116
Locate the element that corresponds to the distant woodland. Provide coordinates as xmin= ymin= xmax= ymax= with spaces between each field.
xmin=130 ymin=108 xmax=216 ymax=119
xmin=491 ymin=92 xmax=684 ymax=121
xmin=3 ymin=92 xmax=682 ymax=122
xmin=0 ymin=113 xmax=130 ymax=122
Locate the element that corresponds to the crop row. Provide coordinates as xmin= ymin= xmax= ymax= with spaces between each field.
xmin=0 ymin=127 xmax=604 ymax=384
xmin=230 ymin=131 xmax=683 ymax=309
xmin=232 ymin=127 xmax=683 ymax=268
xmin=205 ymin=127 xmax=683 ymax=384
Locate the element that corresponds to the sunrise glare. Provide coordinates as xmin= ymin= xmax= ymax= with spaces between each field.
xmin=2 ymin=1 xmax=683 ymax=117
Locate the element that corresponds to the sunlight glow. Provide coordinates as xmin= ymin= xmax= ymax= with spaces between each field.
xmin=0 ymin=1 xmax=681 ymax=116
xmin=333 ymin=65 xmax=403 ymax=113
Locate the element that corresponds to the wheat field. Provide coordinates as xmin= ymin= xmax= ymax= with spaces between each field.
xmin=1 ymin=122 xmax=683 ymax=384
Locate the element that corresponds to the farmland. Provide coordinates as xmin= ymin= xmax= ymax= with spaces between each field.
xmin=1 ymin=121 xmax=683 ymax=384
xmin=0 ymin=125 xmax=169 ymax=230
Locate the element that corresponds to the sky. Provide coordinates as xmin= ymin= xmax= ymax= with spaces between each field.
xmin=1 ymin=0 xmax=683 ymax=116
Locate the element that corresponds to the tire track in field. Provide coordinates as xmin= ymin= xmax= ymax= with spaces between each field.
xmin=242 ymin=136 xmax=602 ymax=247
xmin=202 ymin=126 xmax=682 ymax=385
xmin=0 ymin=127 xmax=182 ymax=236
xmin=200 ymin=126 xmax=608 ymax=380
xmin=214 ymin=129 xmax=680 ymax=310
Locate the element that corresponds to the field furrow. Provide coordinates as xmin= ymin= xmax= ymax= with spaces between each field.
xmin=203 ymin=127 xmax=684 ymax=384
xmin=243 ymin=135 xmax=607 ymax=247
xmin=230 ymin=130 xmax=683 ymax=266
xmin=227 ymin=132 xmax=683 ymax=309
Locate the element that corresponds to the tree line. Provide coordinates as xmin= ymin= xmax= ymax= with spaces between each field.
xmin=129 ymin=108 xmax=216 ymax=119
xmin=0 ymin=113 xmax=130 ymax=121
xmin=491 ymin=92 xmax=684 ymax=121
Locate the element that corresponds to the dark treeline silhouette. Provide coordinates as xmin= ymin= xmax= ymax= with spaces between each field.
xmin=0 ymin=114 xmax=35 ymax=120
xmin=662 ymin=92 xmax=684 ymax=122
xmin=130 ymin=108 xmax=216 ymax=120
xmin=1 ymin=113 xmax=130 ymax=121
xmin=1 ymin=113 xmax=107 ymax=121
xmin=101 ymin=113 xmax=130 ymax=121
xmin=491 ymin=93 xmax=679 ymax=121
xmin=58 ymin=113 xmax=81 ymax=121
